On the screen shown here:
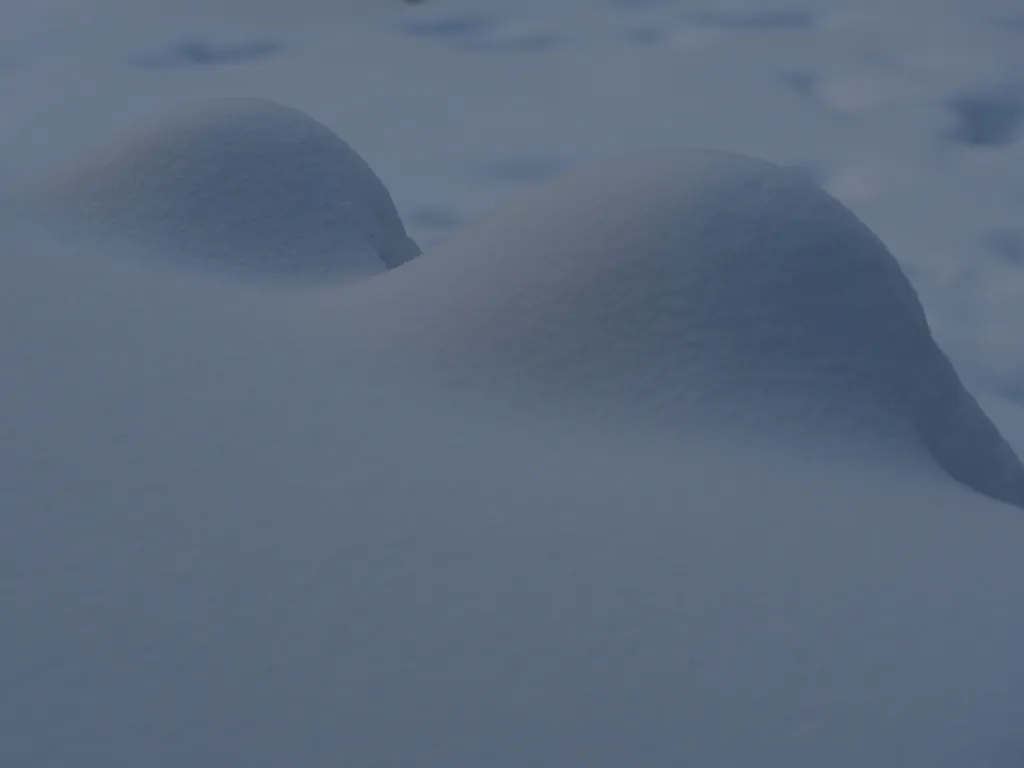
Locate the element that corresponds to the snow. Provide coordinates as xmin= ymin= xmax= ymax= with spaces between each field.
xmin=2 ymin=1 xmax=1024 ymax=766
xmin=363 ymin=148 xmax=1024 ymax=506
xmin=20 ymin=99 xmax=420 ymax=278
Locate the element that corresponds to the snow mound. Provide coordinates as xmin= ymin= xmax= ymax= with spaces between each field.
xmin=29 ymin=99 xmax=420 ymax=278
xmin=387 ymin=150 xmax=1024 ymax=508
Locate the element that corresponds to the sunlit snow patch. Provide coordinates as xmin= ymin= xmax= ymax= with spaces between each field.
xmin=27 ymin=99 xmax=420 ymax=280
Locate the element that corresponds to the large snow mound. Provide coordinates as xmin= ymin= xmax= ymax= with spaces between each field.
xmin=26 ymin=99 xmax=420 ymax=278
xmin=376 ymin=151 xmax=1024 ymax=508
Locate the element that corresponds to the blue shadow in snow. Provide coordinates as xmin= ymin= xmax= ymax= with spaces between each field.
xmin=983 ymin=230 xmax=1024 ymax=266
xmin=401 ymin=15 xmax=558 ymax=53
xmin=946 ymin=87 xmax=1024 ymax=147
xmin=686 ymin=9 xmax=814 ymax=30
xmin=134 ymin=40 xmax=285 ymax=69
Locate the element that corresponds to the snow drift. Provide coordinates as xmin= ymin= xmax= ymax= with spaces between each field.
xmin=14 ymin=101 xmax=1024 ymax=506
xmin=25 ymin=98 xmax=420 ymax=278
xmin=372 ymin=150 xmax=1024 ymax=508
xmin=4 ymin=102 xmax=1024 ymax=768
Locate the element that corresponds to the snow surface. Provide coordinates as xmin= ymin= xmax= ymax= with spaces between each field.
xmin=4 ymin=103 xmax=1024 ymax=767
xmin=2 ymin=1 xmax=1024 ymax=766
xmin=364 ymin=149 xmax=1024 ymax=507
xmin=21 ymin=99 xmax=420 ymax=278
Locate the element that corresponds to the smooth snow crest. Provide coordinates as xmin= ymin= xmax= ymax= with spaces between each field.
xmin=377 ymin=150 xmax=1024 ymax=508
xmin=25 ymin=98 xmax=421 ymax=278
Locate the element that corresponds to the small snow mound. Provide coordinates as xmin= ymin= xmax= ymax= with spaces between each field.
xmin=32 ymin=99 xmax=420 ymax=278
xmin=397 ymin=150 xmax=1024 ymax=507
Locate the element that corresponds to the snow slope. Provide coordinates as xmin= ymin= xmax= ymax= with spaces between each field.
xmin=2 ymin=1 xmax=1024 ymax=765
xmin=364 ymin=148 xmax=1024 ymax=507
xmin=3 ymin=101 xmax=1024 ymax=766
xmin=21 ymin=99 xmax=420 ymax=278
xmin=4 ymin=0 xmax=1022 ymax=398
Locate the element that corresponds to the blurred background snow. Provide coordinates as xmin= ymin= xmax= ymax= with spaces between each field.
xmin=2 ymin=0 xmax=1022 ymax=402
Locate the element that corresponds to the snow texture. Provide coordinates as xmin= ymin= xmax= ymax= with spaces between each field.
xmin=2 ymin=2 xmax=1024 ymax=765
xmin=3 ymin=207 xmax=1024 ymax=767
xmin=371 ymin=149 xmax=1024 ymax=508
xmin=24 ymin=99 xmax=420 ymax=278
